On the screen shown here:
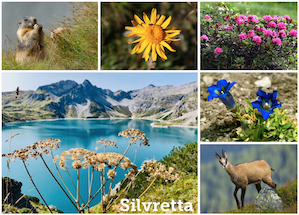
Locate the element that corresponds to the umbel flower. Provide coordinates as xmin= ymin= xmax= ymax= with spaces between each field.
xmin=251 ymin=89 xmax=282 ymax=120
xmin=125 ymin=8 xmax=181 ymax=61
xmin=207 ymin=79 xmax=237 ymax=109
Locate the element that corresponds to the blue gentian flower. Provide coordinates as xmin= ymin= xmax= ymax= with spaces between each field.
xmin=251 ymin=89 xmax=282 ymax=120
xmin=207 ymin=79 xmax=237 ymax=109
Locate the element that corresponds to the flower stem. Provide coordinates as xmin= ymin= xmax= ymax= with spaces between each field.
xmin=76 ymin=169 xmax=80 ymax=211
xmin=147 ymin=54 xmax=153 ymax=70
xmin=22 ymin=161 xmax=52 ymax=213
xmin=40 ymin=155 xmax=78 ymax=210
xmin=138 ymin=177 xmax=157 ymax=199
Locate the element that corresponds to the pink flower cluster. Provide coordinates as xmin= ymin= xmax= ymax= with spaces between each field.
xmin=214 ymin=47 xmax=223 ymax=55
xmin=204 ymin=15 xmax=211 ymax=20
xmin=262 ymin=14 xmax=293 ymax=22
xmin=252 ymin=36 xmax=262 ymax=45
xmin=290 ymin=30 xmax=297 ymax=38
xmin=272 ymin=38 xmax=282 ymax=45
xmin=201 ymin=13 xmax=297 ymax=55
xmin=238 ymin=33 xmax=247 ymax=41
xmin=201 ymin=35 xmax=209 ymax=41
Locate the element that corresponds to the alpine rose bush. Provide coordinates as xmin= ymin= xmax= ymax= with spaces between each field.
xmin=201 ymin=3 xmax=297 ymax=70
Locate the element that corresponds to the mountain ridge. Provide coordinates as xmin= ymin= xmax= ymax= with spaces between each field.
xmin=2 ymin=80 xmax=198 ymax=126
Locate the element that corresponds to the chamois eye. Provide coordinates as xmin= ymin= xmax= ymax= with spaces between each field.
xmin=24 ymin=19 xmax=27 ymax=21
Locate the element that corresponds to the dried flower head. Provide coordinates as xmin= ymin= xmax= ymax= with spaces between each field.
xmin=141 ymin=159 xmax=180 ymax=182
xmin=118 ymin=128 xmax=149 ymax=146
xmin=96 ymin=139 xmax=117 ymax=148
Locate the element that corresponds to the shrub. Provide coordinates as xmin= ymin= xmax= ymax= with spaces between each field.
xmin=201 ymin=3 xmax=297 ymax=70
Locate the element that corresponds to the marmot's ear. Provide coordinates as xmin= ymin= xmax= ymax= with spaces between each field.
xmin=18 ymin=21 xmax=21 ymax=26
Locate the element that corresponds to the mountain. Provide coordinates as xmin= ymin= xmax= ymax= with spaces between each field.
xmin=2 ymin=80 xmax=198 ymax=126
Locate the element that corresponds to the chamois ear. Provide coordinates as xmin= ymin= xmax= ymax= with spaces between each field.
xmin=215 ymin=151 xmax=221 ymax=160
xmin=222 ymin=149 xmax=227 ymax=158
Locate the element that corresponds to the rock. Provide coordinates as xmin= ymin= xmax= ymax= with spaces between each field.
xmin=254 ymin=185 xmax=283 ymax=212
xmin=2 ymin=177 xmax=37 ymax=212
xmin=203 ymin=76 xmax=214 ymax=86
xmin=254 ymin=76 xmax=271 ymax=88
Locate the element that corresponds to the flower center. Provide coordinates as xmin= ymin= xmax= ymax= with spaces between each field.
xmin=145 ymin=25 xmax=165 ymax=44
xmin=262 ymin=99 xmax=272 ymax=111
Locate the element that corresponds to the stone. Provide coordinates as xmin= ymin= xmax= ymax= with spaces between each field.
xmin=254 ymin=76 xmax=271 ymax=88
xmin=203 ymin=76 xmax=214 ymax=86
xmin=254 ymin=185 xmax=283 ymax=212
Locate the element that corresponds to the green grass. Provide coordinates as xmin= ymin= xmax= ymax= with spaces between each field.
xmin=2 ymin=2 xmax=98 ymax=70
xmin=200 ymin=2 xmax=297 ymax=21
xmin=225 ymin=179 xmax=297 ymax=213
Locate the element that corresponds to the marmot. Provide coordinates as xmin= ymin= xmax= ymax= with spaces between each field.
xmin=16 ymin=16 xmax=48 ymax=63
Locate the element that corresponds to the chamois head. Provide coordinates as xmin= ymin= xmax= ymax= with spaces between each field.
xmin=215 ymin=150 xmax=228 ymax=168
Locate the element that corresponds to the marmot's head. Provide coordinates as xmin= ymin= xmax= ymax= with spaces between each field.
xmin=18 ymin=16 xmax=37 ymax=29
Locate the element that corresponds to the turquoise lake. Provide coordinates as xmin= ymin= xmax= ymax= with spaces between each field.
xmin=2 ymin=119 xmax=198 ymax=213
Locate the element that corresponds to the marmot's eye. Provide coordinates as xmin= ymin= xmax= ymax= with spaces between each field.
xmin=33 ymin=19 xmax=36 ymax=22
xmin=24 ymin=19 xmax=28 ymax=21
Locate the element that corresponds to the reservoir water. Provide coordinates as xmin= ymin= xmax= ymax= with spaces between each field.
xmin=2 ymin=119 xmax=197 ymax=212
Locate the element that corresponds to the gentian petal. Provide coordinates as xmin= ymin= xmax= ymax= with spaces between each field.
xmin=226 ymin=82 xmax=237 ymax=92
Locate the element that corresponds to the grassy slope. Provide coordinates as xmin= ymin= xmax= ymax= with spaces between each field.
xmin=227 ymin=180 xmax=297 ymax=213
xmin=2 ymin=2 xmax=97 ymax=70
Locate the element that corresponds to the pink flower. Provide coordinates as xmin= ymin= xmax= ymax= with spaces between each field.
xmin=268 ymin=21 xmax=277 ymax=28
xmin=278 ymin=30 xmax=286 ymax=38
xmin=238 ymin=33 xmax=247 ymax=41
xmin=225 ymin=25 xmax=233 ymax=31
xmin=272 ymin=15 xmax=278 ymax=21
xmin=272 ymin=38 xmax=282 ymax=45
xmin=214 ymin=47 xmax=223 ymax=55
xmin=204 ymin=15 xmax=211 ymax=20
xmin=262 ymin=15 xmax=272 ymax=22
xmin=263 ymin=29 xmax=273 ymax=37
xmin=239 ymin=14 xmax=247 ymax=21
xmin=277 ymin=22 xmax=286 ymax=30
xmin=252 ymin=36 xmax=262 ymax=45
xmin=236 ymin=18 xmax=245 ymax=25
xmin=248 ymin=15 xmax=259 ymax=23
xmin=201 ymin=35 xmax=209 ymax=41
xmin=272 ymin=31 xmax=277 ymax=37
xmin=289 ymin=18 xmax=293 ymax=22
xmin=284 ymin=15 xmax=290 ymax=20
xmin=248 ymin=30 xmax=255 ymax=37
xmin=290 ymin=30 xmax=297 ymax=38
xmin=278 ymin=16 xmax=284 ymax=21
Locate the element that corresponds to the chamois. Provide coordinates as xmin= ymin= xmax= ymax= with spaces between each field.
xmin=215 ymin=150 xmax=276 ymax=209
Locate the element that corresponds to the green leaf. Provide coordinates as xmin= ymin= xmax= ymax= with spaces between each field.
xmin=282 ymin=122 xmax=293 ymax=130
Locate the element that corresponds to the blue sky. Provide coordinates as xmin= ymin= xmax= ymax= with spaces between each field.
xmin=2 ymin=73 xmax=198 ymax=92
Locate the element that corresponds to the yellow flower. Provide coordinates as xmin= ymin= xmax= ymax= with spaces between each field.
xmin=125 ymin=8 xmax=181 ymax=61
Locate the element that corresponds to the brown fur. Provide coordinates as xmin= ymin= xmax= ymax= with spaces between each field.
xmin=215 ymin=150 xmax=276 ymax=209
xmin=16 ymin=16 xmax=48 ymax=63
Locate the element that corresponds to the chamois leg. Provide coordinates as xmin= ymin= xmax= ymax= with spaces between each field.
xmin=255 ymin=183 xmax=261 ymax=193
xmin=241 ymin=187 xmax=246 ymax=208
xmin=234 ymin=186 xmax=241 ymax=209
xmin=263 ymin=178 xmax=277 ymax=188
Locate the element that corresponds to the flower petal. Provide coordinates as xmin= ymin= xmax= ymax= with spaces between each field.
xmin=137 ymin=40 xmax=149 ymax=54
xmin=152 ymin=44 xmax=157 ymax=61
xmin=134 ymin=14 xmax=144 ymax=25
xmin=156 ymin=44 xmax=167 ymax=60
xmin=128 ymin=37 xmax=144 ymax=44
xmin=156 ymin=15 xmax=166 ymax=26
xmin=161 ymin=16 xmax=172 ymax=29
xmin=160 ymin=41 xmax=176 ymax=52
xmin=131 ymin=42 xmax=142 ymax=54
xmin=125 ymin=26 xmax=145 ymax=33
xmin=143 ymin=12 xmax=151 ymax=25
xmin=143 ymin=45 xmax=152 ymax=61
xmin=150 ymin=8 xmax=157 ymax=24
xmin=131 ymin=20 xmax=144 ymax=29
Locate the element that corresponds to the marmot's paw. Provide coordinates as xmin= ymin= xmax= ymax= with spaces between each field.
xmin=34 ymin=24 xmax=43 ymax=31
